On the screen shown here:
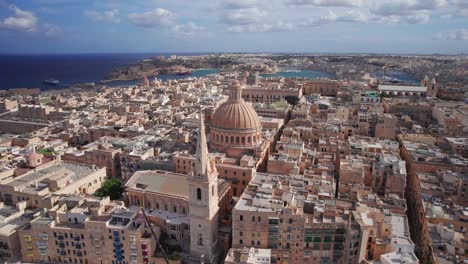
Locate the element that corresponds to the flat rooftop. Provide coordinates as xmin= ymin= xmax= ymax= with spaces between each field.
xmin=3 ymin=162 xmax=100 ymax=194
xmin=378 ymin=85 xmax=427 ymax=92
xmin=125 ymin=170 xmax=189 ymax=199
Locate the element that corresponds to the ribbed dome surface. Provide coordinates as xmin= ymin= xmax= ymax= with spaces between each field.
xmin=211 ymin=101 xmax=261 ymax=131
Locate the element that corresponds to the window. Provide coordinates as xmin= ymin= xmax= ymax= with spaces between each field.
xmin=240 ymin=239 xmax=243 ymax=245
xmin=258 ymin=216 xmax=261 ymax=222
xmin=240 ymin=215 xmax=243 ymax=221
xmin=197 ymin=188 xmax=202 ymax=200
xmin=252 ymin=216 xmax=255 ymax=222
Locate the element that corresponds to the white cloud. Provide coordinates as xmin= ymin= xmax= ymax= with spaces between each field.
xmin=85 ymin=9 xmax=120 ymax=24
xmin=173 ymin=22 xmax=204 ymax=36
xmin=300 ymin=10 xmax=368 ymax=27
xmin=370 ymin=0 xmax=446 ymax=16
xmin=287 ymin=0 xmax=365 ymax=7
xmin=451 ymin=0 xmax=468 ymax=9
xmin=43 ymin=23 xmax=62 ymax=37
xmin=446 ymin=29 xmax=468 ymax=40
xmin=367 ymin=0 xmax=443 ymax=24
xmin=220 ymin=7 xmax=267 ymax=25
xmin=404 ymin=13 xmax=431 ymax=24
xmin=227 ymin=21 xmax=295 ymax=33
xmin=128 ymin=8 xmax=175 ymax=28
xmin=0 ymin=4 xmax=37 ymax=32
xmin=224 ymin=0 xmax=260 ymax=9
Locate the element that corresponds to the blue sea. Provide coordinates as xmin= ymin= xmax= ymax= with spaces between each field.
xmin=0 ymin=53 xmax=209 ymax=90
xmin=105 ymin=69 xmax=220 ymax=87
xmin=0 ymin=54 xmax=419 ymax=90
xmin=372 ymin=70 xmax=419 ymax=85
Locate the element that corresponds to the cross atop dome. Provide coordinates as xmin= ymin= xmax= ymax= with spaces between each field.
xmin=229 ymin=81 xmax=243 ymax=101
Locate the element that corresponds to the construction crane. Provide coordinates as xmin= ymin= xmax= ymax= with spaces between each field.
xmin=140 ymin=207 xmax=170 ymax=264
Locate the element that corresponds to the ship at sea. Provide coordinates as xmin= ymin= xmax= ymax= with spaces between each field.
xmin=42 ymin=79 xmax=60 ymax=86
xmin=176 ymin=71 xmax=192 ymax=76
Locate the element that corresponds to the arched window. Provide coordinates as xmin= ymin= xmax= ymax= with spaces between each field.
xmin=216 ymin=134 xmax=219 ymax=142
xmin=197 ymin=188 xmax=202 ymax=200
xmin=225 ymin=135 xmax=228 ymax=142
xmin=241 ymin=137 xmax=245 ymax=144
xmin=198 ymin=234 xmax=203 ymax=246
xmin=247 ymin=136 xmax=251 ymax=143
xmin=212 ymin=185 xmax=214 ymax=196
xmin=236 ymin=137 xmax=239 ymax=143
xmin=231 ymin=136 xmax=234 ymax=143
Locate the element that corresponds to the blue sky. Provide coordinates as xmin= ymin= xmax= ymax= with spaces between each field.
xmin=0 ymin=0 xmax=467 ymax=54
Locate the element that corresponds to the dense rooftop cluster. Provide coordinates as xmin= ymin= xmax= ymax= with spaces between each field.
xmin=0 ymin=55 xmax=467 ymax=264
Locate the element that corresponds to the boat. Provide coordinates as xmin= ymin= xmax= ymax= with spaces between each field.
xmin=176 ymin=71 xmax=192 ymax=76
xmin=43 ymin=79 xmax=60 ymax=86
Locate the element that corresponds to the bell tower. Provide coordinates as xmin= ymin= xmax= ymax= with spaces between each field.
xmin=428 ymin=77 xmax=438 ymax=97
xmin=189 ymin=109 xmax=219 ymax=263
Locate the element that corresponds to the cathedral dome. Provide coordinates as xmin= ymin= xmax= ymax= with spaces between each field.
xmin=211 ymin=82 xmax=261 ymax=132
xmin=210 ymin=82 xmax=262 ymax=154
xmin=211 ymin=101 xmax=261 ymax=131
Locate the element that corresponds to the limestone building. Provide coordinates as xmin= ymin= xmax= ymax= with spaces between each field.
xmin=125 ymin=112 xmax=230 ymax=263
xmin=18 ymin=197 xmax=157 ymax=264
xmin=174 ymin=82 xmax=271 ymax=196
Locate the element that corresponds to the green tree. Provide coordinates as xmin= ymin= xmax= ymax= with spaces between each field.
xmin=94 ymin=178 xmax=124 ymax=200
xmin=284 ymin=95 xmax=300 ymax=106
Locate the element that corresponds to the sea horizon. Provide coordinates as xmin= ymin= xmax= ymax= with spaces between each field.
xmin=1 ymin=51 xmax=466 ymax=56
xmin=0 ymin=53 xmax=420 ymax=90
